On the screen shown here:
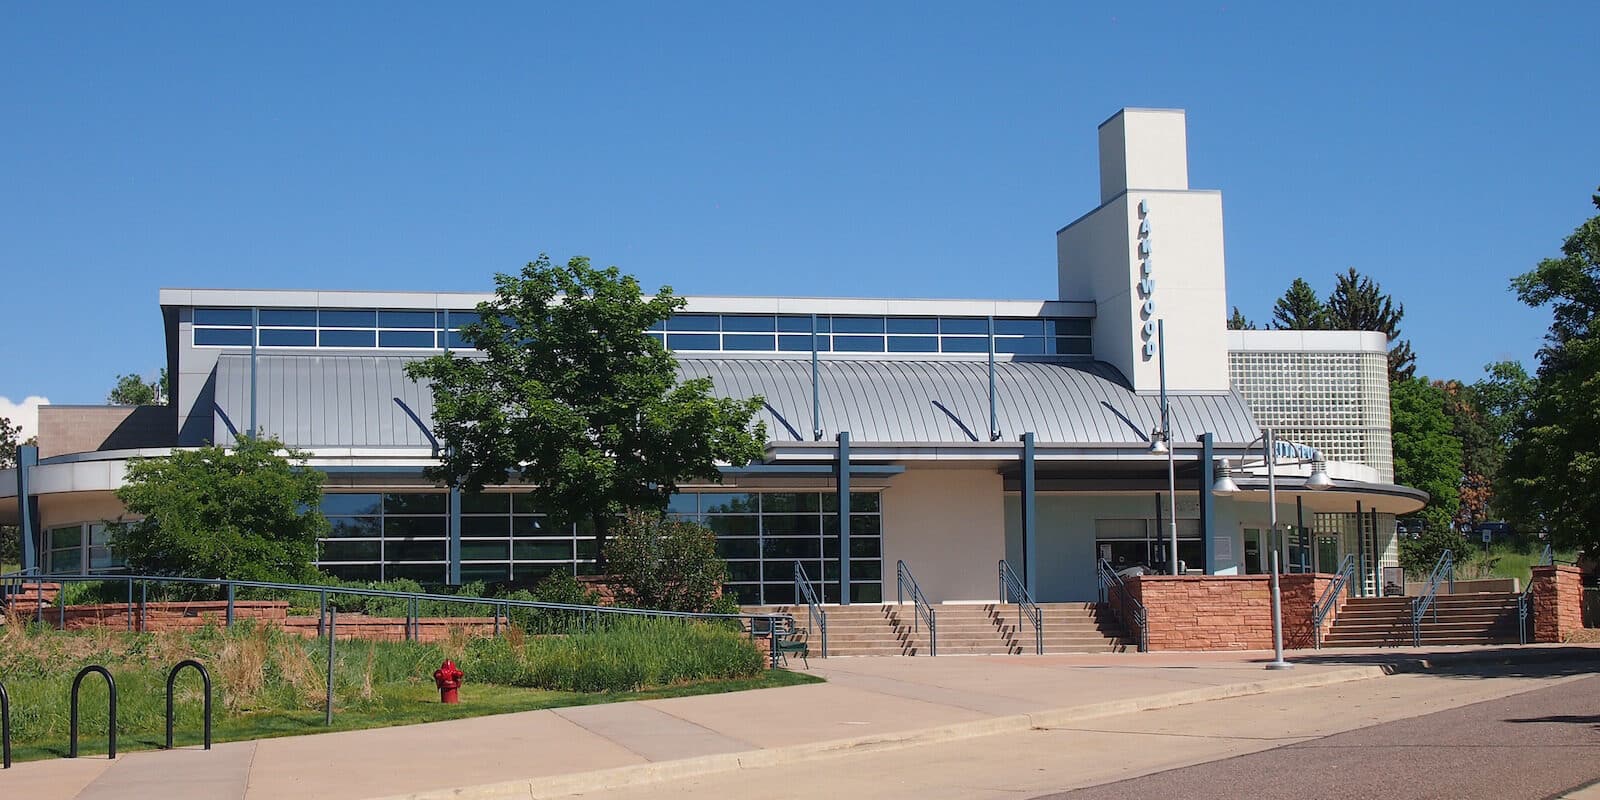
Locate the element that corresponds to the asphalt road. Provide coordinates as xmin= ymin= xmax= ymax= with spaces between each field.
xmin=1043 ymin=671 xmax=1600 ymax=800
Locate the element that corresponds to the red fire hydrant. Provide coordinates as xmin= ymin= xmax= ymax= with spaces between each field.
xmin=433 ymin=659 xmax=464 ymax=704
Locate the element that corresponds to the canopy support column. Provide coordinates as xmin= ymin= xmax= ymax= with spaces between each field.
xmin=836 ymin=431 xmax=851 ymax=605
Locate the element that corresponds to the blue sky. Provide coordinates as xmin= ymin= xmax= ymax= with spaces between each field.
xmin=2 ymin=2 xmax=1596 ymax=427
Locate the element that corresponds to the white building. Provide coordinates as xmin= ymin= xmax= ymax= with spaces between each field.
xmin=2 ymin=108 xmax=1420 ymax=606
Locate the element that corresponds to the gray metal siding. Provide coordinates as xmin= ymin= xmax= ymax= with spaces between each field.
xmin=213 ymin=353 xmax=1258 ymax=448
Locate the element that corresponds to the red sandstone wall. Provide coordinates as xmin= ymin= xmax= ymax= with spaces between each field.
xmin=22 ymin=601 xmax=495 ymax=644
xmin=1127 ymin=573 xmax=1341 ymax=651
xmin=1533 ymin=565 xmax=1585 ymax=643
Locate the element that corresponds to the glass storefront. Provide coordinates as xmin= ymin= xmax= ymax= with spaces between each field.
xmin=315 ymin=489 xmax=884 ymax=602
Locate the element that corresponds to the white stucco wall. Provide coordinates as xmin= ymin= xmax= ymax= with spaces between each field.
xmin=880 ymin=467 xmax=1006 ymax=602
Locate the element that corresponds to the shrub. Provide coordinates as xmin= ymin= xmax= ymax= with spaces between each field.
xmin=604 ymin=510 xmax=727 ymax=612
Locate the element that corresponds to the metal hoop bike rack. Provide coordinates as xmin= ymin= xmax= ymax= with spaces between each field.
xmin=165 ymin=660 xmax=213 ymax=750
xmin=69 ymin=665 xmax=117 ymax=759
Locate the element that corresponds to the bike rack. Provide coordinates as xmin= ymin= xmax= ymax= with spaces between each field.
xmin=165 ymin=660 xmax=213 ymax=750
xmin=69 ymin=665 xmax=117 ymax=759
xmin=1 ymin=680 xmax=11 ymax=769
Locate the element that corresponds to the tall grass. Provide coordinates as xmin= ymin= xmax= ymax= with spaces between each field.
xmin=0 ymin=614 xmax=769 ymax=756
xmin=1454 ymin=540 xmax=1578 ymax=586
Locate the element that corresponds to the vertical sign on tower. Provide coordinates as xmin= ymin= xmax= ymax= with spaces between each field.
xmin=1138 ymin=199 xmax=1157 ymax=360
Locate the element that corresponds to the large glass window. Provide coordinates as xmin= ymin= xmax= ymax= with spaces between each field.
xmin=315 ymin=491 xmax=602 ymax=583
xmin=669 ymin=490 xmax=884 ymax=605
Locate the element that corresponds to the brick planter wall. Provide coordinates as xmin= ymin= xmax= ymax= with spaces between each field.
xmin=1126 ymin=573 xmax=1341 ymax=651
xmin=23 ymin=601 xmax=494 ymax=643
xmin=1532 ymin=565 xmax=1586 ymax=643
xmin=50 ymin=601 xmax=289 ymax=632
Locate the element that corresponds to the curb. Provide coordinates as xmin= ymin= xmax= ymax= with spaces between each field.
xmin=368 ymin=664 xmax=1394 ymax=800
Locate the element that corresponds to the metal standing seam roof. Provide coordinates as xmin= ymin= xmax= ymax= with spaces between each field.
xmin=675 ymin=358 xmax=1259 ymax=445
xmin=215 ymin=354 xmax=439 ymax=448
xmin=214 ymin=353 xmax=1259 ymax=448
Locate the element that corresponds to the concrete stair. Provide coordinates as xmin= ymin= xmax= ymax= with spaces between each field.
xmin=1322 ymin=592 xmax=1522 ymax=647
xmin=749 ymin=602 xmax=1127 ymax=656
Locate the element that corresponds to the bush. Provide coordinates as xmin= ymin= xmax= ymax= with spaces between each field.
xmin=604 ymin=510 xmax=727 ymax=612
xmin=503 ymin=572 xmax=601 ymax=634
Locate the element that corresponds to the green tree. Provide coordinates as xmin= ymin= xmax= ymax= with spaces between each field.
xmin=1227 ymin=306 xmax=1257 ymax=330
xmin=0 ymin=415 xmax=19 ymax=469
xmin=1271 ymin=278 xmax=1327 ymax=330
xmin=110 ymin=435 xmax=328 ymax=581
xmin=604 ymin=510 xmax=727 ymax=612
xmin=1503 ymin=188 xmax=1600 ymax=553
xmin=406 ymin=255 xmax=767 ymax=566
xmin=108 ymin=369 xmax=167 ymax=405
xmin=1437 ymin=379 xmax=1497 ymax=528
xmin=1390 ymin=377 xmax=1463 ymax=543
xmin=1325 ymin=267 xmax=1416 ymax=381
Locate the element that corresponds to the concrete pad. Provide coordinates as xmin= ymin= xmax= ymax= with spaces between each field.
xmin=0 ymin=755 xmax=114 ymax=800
xmin=640 ymin=680 xmax=993 ymax=748
xmin=244 ymin=708 xmax=646 ymax=800
xmin=76 ymin=742 xmax=255 ymax=800
xmin=552 ymin=703 xmax=754 ymax=762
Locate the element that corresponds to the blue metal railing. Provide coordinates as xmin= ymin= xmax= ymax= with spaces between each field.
xmin=793 ymin=561 xmax=828 ymax=658
xmin=998 ymin=560 xmax=1042 ymax=655
xmin=1313 ymin=554 xmax=1358 ymax=649
xmin=1096 ymin=559 xmax=1148 ymax=652
xmin=1410 ymin=549 xmax=1454 ymax=647
xmin=896 ymin=560 xmax=937 ymax=656
xmin=1518 ymin=544 xmax=1555 ymax=644
xmin=0 ymin=571 xmax=794 ymax=665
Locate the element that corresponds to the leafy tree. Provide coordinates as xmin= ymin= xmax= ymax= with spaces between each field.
xmin=1227 ymin=306 xmax=1257 ymax=330
xmin=604 ymin=510 xmax=727 ymax=612
xmin=1271 ymin=278 xmax=1327 ymax=330
xmin=1437 ymin=379 xmax=1497 ymax=528
xmin=109 ymin=369 xmax=167 ymax=405
xmin=0 ymin=416 xmax=19 ymax=469
xmin=1503 ymin=188 xmax=1600 ymax=554
xmin=1390 ymin=377 xmax=1463 ymax=541
xmin=1325 ymin=267 xmax=1416 ymax=381
xmin=407 ymin=255 xmax=767 ymax=566
xmin=110 ymin=435 xmax=328 ymax=581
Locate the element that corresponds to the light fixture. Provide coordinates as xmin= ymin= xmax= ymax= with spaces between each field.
xmin=1211 ymin=460 xmax=1240 ymax=495
xmin=1304 ymin=460 xmax=1333 ymax=490
xmin=1148 ymin=429 xmax=1168 ymax=455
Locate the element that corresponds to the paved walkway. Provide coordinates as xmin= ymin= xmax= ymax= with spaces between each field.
xmin=3 ymin=644 xmax=1596 ymax=800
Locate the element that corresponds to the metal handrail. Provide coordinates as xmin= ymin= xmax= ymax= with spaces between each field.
xmin=0 ymin=571 xmax=793 ymax=665
xmin=997 ymin=560 xmax=1043 ymax=655
xmin=1096 ymin=559 xmax=1148 ymax=652
xmin=1410 ymin=549 xmax=1454 ymax=647
xmin=1519 ymin=544 xmax=1556 ymax=644
xmin=1312 ymin=554 xmax=1358 ymax=649
xmin=896 ymin=560 xmax=937 ymax=656
xmin=793 ymin=561 xmax=828 ymax=658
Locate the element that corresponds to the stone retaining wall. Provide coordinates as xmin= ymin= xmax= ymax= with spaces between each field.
xmin=1125 ymin=573 xmax=1341 ymax=651
xmin=14 ymin=600 xmax=495 ymax=643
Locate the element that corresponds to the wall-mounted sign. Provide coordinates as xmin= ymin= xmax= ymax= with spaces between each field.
xmin=1137 ymin=198 xmax=1157 ymax=359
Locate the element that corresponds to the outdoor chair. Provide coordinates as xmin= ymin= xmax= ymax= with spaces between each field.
xmin=775 ymin=624 xmax=810 ymax=668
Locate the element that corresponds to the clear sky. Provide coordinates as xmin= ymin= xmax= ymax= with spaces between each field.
xmin=2 ymin=2 xmax=1596 ymax=426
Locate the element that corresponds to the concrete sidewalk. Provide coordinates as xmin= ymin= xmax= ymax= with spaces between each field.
xmin=4 ymin=644 xmax=1596 ymax=800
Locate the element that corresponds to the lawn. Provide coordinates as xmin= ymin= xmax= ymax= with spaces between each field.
xmin=1454 ymin=539 xmax=1578 ymax=587
xmin=0 ymin=617 xmax=820 ymax=763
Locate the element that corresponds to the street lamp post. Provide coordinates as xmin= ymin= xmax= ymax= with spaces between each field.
xmin=1213 ymin=430 xmax=1332 ymax=670
xmin=1150 ymin=319 xmax=1180 ymax=576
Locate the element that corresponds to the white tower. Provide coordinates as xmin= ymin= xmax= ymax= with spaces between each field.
xmin=1057 ymin=108 xmax=1229 ymax=393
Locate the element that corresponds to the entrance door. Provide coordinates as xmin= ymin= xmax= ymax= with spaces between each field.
xmin=1316 ymin=535 xmax=1340 ymax=573
xmin=1243 ymin=529 xmax=1263 ymax=575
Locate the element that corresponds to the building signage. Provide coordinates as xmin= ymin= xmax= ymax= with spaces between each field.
xmin=1138 ymin=198 xmax=1157 ymax=359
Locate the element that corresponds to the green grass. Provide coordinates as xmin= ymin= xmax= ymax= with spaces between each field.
xmin=0 ymin=619 xmax=820 ymax=763
xmin=1455 ymin=540 xmax=1578 ymax=586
